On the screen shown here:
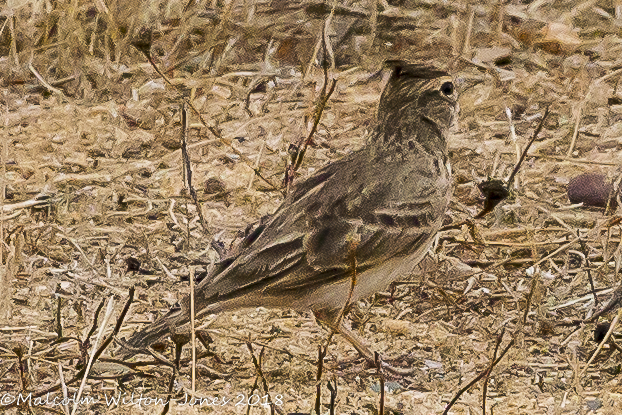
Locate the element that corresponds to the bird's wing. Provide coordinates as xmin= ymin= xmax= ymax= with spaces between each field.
xmin=195 ymin=149 xmax=449 ymax=301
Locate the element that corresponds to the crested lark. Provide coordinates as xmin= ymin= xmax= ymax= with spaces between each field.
xmin=121 ymin=62 xmax=458 ymax=367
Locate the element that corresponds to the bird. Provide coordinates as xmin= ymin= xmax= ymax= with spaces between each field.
xmin=119 ymin=61 xmax=459 ymax=369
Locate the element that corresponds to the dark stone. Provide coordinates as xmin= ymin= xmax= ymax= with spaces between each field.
xmin=567 ymin=173 xmax=614 ymax=208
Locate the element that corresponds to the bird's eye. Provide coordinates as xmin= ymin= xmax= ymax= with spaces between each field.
xmin=440 ymin=81 xmax=454 ymax=96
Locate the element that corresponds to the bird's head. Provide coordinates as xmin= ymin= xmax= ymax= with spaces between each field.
xmin=375 ymin=61 xmax=459 ymax=153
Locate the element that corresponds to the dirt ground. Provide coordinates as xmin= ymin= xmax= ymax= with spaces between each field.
xmin=3 ymin=1 xmax=622 ymax=414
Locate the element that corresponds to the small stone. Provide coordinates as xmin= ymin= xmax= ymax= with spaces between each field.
xmin=586 ymin=398 xmax=602 ymax=411
xmin=567 ymin=173 xmax=614 ymax=208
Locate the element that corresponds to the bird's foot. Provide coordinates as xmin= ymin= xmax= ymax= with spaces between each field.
xmin=314 ymin=310 xmax=419 ymax=377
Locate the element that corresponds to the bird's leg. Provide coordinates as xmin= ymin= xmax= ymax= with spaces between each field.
xmin=313 ymin=309 xmax=417 ymax=376
xmin=314 ymin=246 xmax=418 ymax=375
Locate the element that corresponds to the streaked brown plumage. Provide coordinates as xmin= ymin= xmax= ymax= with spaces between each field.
xmin=121 ymin=62 xmax=458 ymax=363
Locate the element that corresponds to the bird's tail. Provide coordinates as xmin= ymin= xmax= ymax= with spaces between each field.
xmin=117 ymin=308 xmax=190 ymax=359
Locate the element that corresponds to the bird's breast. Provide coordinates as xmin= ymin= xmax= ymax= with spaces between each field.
xmin=304 ymin=240 xmax=433 ymax=311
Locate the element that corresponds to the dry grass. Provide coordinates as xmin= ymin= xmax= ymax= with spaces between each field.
xmin=2 ymin=0 xmax=622 ymax=414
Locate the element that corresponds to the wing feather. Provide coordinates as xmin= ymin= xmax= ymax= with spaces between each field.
xmin=195 ymin=148 xmax=449 ymax=304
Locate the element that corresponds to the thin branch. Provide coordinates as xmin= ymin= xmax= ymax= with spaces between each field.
xmin=505 ymin=105 xmax=550 ymax=191
xmin=70 ymin=296 xmax=115 ymax=415
xmin=444 ymin=106 xmax=550 ymax=224
xmin=580 ymin=308 xmax=622 ymax=377
xmin=3 ymin=287 xmax=134 ymax=410
xmin=523 ymin=267 xmax=540 ymax=325
xmin=482 ymin=328 xmax=506 ymax=415
xmin=246 ymin=342 xmax=276 ymax=414
xmin=29 ymin=62 xmax=68 ymax=101
xmin=315 ymin=345 xmax=328 ymax=415
xmin=577 ymin=230 xmax=599 ymax=307
xmin=181 ymin=103 xmax=210 ymax=234
xmin=566 ymin=67 xmax=622 ymax=156
xmin=375 ymin=352 xmax=385 ymax=415
xmin=135 ymin=44 xmax=282 ymax=194
xmin=443 ymin=330 xmax=514 ymax=415
xmin=287 ymin=11 xmax=338 ymax=186
xmin=292 ymin=79 xmax=337 ymax=172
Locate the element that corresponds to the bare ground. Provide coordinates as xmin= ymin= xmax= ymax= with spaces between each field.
xmin=3 ymin=1 xmax=622 ymax=414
